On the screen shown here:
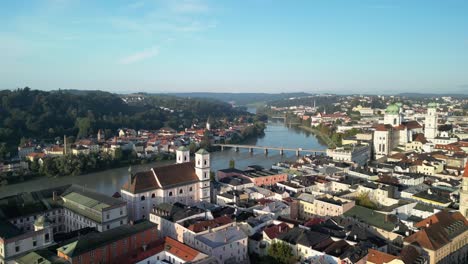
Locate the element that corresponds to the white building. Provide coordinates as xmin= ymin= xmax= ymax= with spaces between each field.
xmin=326 ymin=144 xmax=371 ymax=166
xmin=61 ymin=187 xmax=128 ymax=232
xmin=121 ymin=148 xmax=212 ymax=221
xmin=424 ymin=103 xmax=438 ymax=141
xmin=193 ymin=226 xmax=248 ymax=264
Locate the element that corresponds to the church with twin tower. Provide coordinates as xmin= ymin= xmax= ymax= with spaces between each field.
xmin=121 ymin=147 xmax=211 ymax=221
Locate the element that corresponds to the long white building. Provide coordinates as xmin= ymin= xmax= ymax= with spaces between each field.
xmin=121 ymin=148 xmax=212 ymax=221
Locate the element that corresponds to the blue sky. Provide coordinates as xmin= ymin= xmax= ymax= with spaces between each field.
xmin=1 ymin=0 xmax=467 ymax=94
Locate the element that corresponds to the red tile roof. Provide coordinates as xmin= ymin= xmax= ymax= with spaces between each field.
xmin=122 ymin=237 xmax=203 ymax=263
xmin=404 ymin=211 xmax=468 ymax=250
xmin=374 ymin=124 xmax=393 ymax=131
xmin=403 ymin=120 xmax=422 ymax=130
xmin=263 ymin=223 xmax=290 ymax=240
xmin=152 ymin=162 xmax=199 ymax=188
xmin=122 ymin=161 xmax=201 ymax=194
xmin=122 ymin=171 xmax=159 ymax=194
xmin=366 ymin=249 xmax=399 ymax=264
xmin=187 ymin=216 xmax=232 ymax=233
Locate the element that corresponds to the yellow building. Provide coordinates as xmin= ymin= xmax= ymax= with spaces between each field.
xmin=404 ymin=211 xmax=468 ymax=264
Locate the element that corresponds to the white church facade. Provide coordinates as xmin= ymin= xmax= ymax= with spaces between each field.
xmin=121 ymin=147 xmax=211 ymax=221
xmin=373 ymin=103 xmax=423 ymax=159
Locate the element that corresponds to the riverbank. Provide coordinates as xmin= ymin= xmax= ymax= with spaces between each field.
xmin=298 ymin=126 xmax=335 ymax=148
xmin=0 ymin=122 xmax=326 ymax=197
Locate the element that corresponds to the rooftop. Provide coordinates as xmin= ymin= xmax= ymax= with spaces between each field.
xmin=57 ymin=220 xmax=157 ymax=257
xmin=195 ymin=226 xmax=246 ymax=248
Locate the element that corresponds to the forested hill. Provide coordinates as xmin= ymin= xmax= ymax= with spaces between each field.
xmin=155 ymin=92 xmax=312 ymax=105
xmin=0 ymin=88 xmax=249 ymax=155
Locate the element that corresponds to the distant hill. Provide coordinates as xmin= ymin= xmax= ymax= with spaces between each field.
xmin=154 ymin=92 xmax=313 ymax=105
xmin=397 ymin=93 xmax=468 ymax=98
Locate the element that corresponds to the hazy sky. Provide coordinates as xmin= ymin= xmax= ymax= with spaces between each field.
xmin=1 ymin=0 xmax=467 ymax=94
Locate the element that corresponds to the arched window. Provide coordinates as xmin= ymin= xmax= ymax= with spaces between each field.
xmin=151 ymin=193 xmax=155 ymax=198
xmin=189 ymin=187 xmax=193 ymax=192
xmin=204 ymin=160 xmax=207 ymax=165
xmin=141 ymin=196 xmax=145 ymax=201
xmin=169 ymin=191 xmax=173 ymax=197
xmin=179 ymin=189 xmax=183 ymax=194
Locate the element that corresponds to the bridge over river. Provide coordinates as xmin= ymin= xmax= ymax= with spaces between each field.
xmin=213 ymin=143 xmax=326 ymax=156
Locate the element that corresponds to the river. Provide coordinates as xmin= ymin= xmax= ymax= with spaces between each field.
xmin=0 ymin=121 xmax=326 ymax=198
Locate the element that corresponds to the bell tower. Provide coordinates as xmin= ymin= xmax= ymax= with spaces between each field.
xmin=195 ymin=149 xmax=211 ymax=202
xmin=460 ymin=162 xmax=468 ymax=218
xmin=425 ymin=103 xmax=438 ymax=141
xmin=176 ymin=146 xmax=190 ymax=164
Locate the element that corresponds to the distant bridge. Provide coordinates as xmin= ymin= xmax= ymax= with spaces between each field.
xmin=270 ymin=114 xmax=301 ymax=127
xmin=213 ymin=144 xmax=326 ymax=156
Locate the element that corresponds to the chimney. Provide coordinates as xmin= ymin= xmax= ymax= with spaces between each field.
xmin=426 ymin=222 xmax=429 ymax=228
xmin=279 ymin=225 xmax=282 ymax=232
xmin=52 ymin=191 xmax=57 ymax=201
xmin=354 ymin=234 xmax=357 ymax=241
xmin=142 ymin=244 xmax=147 ymax=251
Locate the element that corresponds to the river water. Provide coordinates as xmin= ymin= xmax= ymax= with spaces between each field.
xmin=0 ymin=121 xmax=326 ymax=198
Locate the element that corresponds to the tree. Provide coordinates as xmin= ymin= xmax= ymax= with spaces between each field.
xmin=229 ymin=159 xmax=235 ymax=169
xmin=268 ymin=242 xmax=295 ymax=264
xmin=356 ymin=191 xmax=378 ymax=209
xmin=189 ymin=142 xmax=197 ymax=153
xmin=76 ymin=117 xmax=91 ymax=138
xmin=0 ymin=143 xmax=8 ymax=161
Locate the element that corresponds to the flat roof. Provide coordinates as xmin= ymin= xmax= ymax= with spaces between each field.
xmin=195 ymin=226 xmax=246 ymax=248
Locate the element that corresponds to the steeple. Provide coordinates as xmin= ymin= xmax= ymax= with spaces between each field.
xmin=176 ymin=146 xmax=190 ymax=164
xmin=195 ymin=149 xmax=211 ymax=202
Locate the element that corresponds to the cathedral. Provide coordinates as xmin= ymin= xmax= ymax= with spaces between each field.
xmin=373 ymin=103 xmax=423 ymax=159
xmin=121 ymin=147 xmax=211 ymax=221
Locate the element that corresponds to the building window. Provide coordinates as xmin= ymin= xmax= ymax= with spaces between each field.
xmin=151 ymin=193 xmax=155 ymax=198
xmin=189 ymin=187 xmax=193 ymax=192
xmin=15 ymin=246 xmax=20 ymax=252
xmin=179 ymin=189 xmax=183 ymax=194
xmin=169 ymin=191 xmax=173 ymax=196
xmin=45 ymin=233 xmax=50 ymax=242
xmin=141 ymin=196 xmax=145 ymax=201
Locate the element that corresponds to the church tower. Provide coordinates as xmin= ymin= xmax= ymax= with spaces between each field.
xmin=383 ymin=104 xmax=402 ymax=126
xmin=176 ymin=146 xmax=190 ymax=164
xmin=424 ymin=103 xmax=438 ymax=141
xmin=460 ymin=162 xmax=468 ymax=218
xmin=195 ymin=149 xmax=211 ymax=202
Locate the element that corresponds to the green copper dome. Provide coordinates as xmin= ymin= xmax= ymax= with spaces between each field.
xmin=177 ymin=146 xmax=189 ymax=151
xmin=428 ymin=102 xmax=437 ymax=108
xmin=196 ymin=148 xmax=209 ymax=155
xmin=385 ymin=104 xmax=400 ymax=114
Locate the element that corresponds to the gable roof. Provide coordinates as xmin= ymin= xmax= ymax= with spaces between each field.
xmin=122 ymin=162 xmax=200 ymax=194
xmin=263 ymin=223 xmax=290 ymax=240
xmin=367 ymin=249 xmax=399 ymax=264
xmin=122 ymin=171 xmax=158 ymax=194
xmin=404 ymin=211 xmax=468 ymax=251
xmin=152 ymin=162 xmax=199 ymax=188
